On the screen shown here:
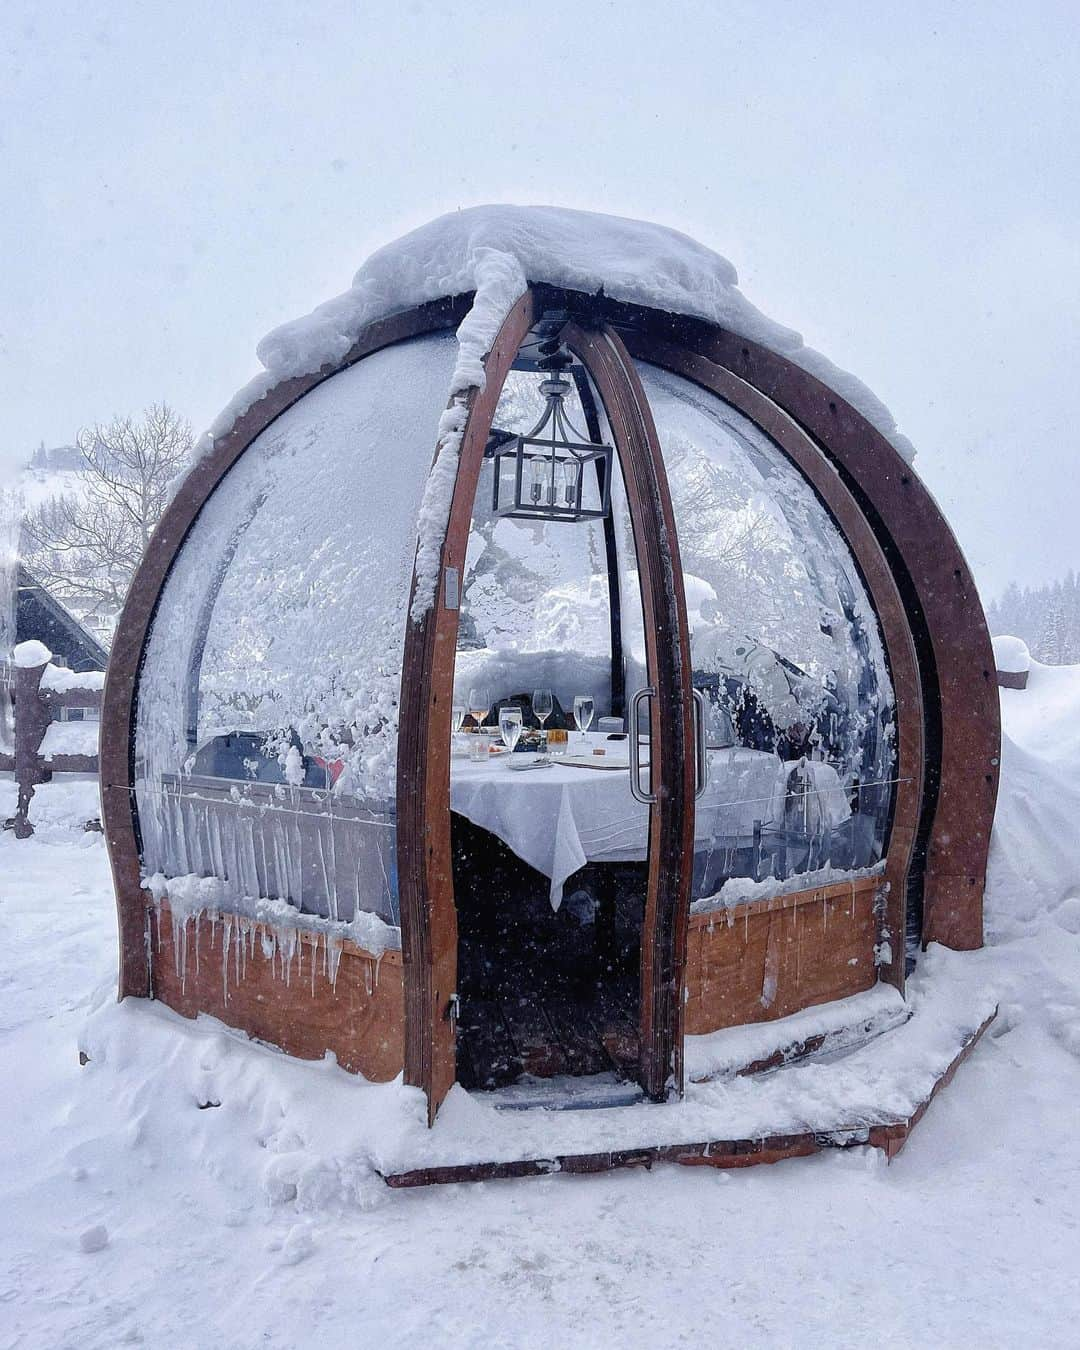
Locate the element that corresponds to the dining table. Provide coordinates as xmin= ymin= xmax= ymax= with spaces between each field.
xmin=449 ymin=733 xmax=849 ymax=908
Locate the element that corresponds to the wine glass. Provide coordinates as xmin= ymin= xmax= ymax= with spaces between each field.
xmin=532 ymin=688 xmax=553 ymax=748
xmin=573 ymin=693 xmax=595 ymax=749
xmin=498 ymin=705 xmax=523 ymax=753
xmin=467 ymin=686 xmax=489 ymax=731
xmin=450 ymin=705 xmax=466 ymax=756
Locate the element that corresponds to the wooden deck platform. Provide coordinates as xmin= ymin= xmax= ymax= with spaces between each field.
xmin=382 ymin=1006 xmax=997 ymax=1188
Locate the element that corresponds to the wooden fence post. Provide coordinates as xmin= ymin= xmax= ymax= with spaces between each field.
xmin=11 ymin=643 xmax=52 ymax=839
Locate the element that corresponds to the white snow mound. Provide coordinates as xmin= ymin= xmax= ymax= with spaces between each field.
xmin=992 ymin=634 xmax=1030 ymax=674
xmin=39 ymin=664 xmax=106 ymax=693
xmin=986 ymin=657 xmax=1080 ymax=929
xmin=12 ymin=639 xmax=52 ymax=668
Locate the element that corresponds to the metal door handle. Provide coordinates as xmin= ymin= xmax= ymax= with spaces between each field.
xmin=628 ymin=687 xmax=656 ymax=804
xmin=692 ymin=688 xmax=709 ymax=800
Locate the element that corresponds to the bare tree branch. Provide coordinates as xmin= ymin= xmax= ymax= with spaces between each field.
xmin=21 ymin=404 xmax=193 ymax=632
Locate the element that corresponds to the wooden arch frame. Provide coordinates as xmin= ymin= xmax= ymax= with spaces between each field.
xmin=100 ymin=281 xmax=999 ymax=1125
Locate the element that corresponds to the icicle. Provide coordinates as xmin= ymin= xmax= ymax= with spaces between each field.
xmin=170 ymin=905 xmax=183 ymax=979
xmin=221 ymin=916 xmax=232 ymax=1005
xmin=283 ymin=928 xmax=296 ymax=985
xmin=327 ymin=937 xmax=343 ymax=991
xmin=316 ymin=825 xmax=335 ymax=924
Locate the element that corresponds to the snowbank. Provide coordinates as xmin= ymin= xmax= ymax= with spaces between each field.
xmin=985 ymin=657 xmax=1080 ymax=933
xmin=992 ymin=634 xmax=1030 ymax=674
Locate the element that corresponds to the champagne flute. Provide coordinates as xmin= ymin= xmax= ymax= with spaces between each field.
xmin=532 ymin=688 xmax=553 ymax=749
xmin=573 ymin=693 xmax=595 ymax=749
xmin=467 ymin=686 xmax=489 ymax=731
xmin=498 ymin=705 xmax=523 ymax=754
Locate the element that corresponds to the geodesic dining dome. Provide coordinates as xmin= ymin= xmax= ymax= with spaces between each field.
xmin=101 ymin=207 xmax=999 ymax=1159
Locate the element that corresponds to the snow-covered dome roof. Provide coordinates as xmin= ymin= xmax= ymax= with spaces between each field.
xmin=199 ymin=205 xmax=914 ymax=467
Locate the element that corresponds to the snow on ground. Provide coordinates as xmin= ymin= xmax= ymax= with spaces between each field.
xmin=3 ymin=665 xmax=1080 ymax=1347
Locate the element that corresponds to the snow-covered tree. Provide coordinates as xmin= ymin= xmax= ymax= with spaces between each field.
xmin=20 ymin=405 xmax=192 ymax=633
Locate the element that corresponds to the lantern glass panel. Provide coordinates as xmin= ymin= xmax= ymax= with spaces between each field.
xmin=489 ymin=370 xmax=613 ymax=522
xmin=458 ymin=369 xmax=622 ymax=717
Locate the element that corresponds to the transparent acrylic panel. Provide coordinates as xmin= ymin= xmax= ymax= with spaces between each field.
xmin=637 ymin=361 xmax=896 ymax=906
xmin=134 ymin=332 xmax=458 ymax=928
xmin=454 ymin=370 xmax=613 ymax=718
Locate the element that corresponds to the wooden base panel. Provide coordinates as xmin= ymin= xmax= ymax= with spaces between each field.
xmin=684 ymin=876 xmax=880 ymax=1036
xmin=381 ymin=1008 xmax=996 ymax=1188
xmin=149 ymin=898 xmax=404 ymax=1081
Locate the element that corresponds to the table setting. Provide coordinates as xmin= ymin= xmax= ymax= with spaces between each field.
xmin=448 ymin=687 xmax=849 ymax=908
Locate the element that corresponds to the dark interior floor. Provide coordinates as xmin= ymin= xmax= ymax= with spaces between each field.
xmin=452 ymin=814 xmax=644 ymax=1093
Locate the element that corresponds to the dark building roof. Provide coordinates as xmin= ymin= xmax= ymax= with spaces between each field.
xmin=15 ymin=565 xmax=108 ymax=673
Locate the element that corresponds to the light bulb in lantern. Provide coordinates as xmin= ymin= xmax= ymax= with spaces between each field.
xmin=563 ymin=459 xmax=580 ymax=506
xmin=529 ymin=456 xmax=547 ymax=505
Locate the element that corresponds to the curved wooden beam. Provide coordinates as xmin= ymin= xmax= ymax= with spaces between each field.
xmin=100 ymin=297 xmax=470 ymax=1000
xmin=397 ymin=291 xmax=539 ymax=1119
xmin=630 ymin=339 xmax=924 ymax=990
xmin=651 ymin=327 xmax=998 ymax=952
xmin=562 ymin=323 xmax=695 ymax=1098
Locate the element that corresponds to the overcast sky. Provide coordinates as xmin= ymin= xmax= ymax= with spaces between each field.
xmin=3 ymin=0 xmax=1078 ymax=601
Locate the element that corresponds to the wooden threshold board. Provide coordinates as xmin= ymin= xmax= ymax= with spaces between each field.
xmin=381 ymin=1009 xmax=996 ymax=1188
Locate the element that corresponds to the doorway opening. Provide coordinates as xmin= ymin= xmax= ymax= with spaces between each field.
xmin=449 ymin=343 xmax=651 ymax=1104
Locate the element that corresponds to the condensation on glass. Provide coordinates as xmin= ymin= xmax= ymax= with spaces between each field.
xmin=134 ymin=333 xmax=459 ymax=929
xmin=637 ymin=362 xmax=897 ymax=903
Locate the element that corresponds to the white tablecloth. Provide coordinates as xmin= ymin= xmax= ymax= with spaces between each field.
xmin=450 ymin=736 xmax=847 ymax=908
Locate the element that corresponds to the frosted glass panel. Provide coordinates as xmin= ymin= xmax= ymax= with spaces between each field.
xmin=134 ymin=332 xmax=457 ymax=925
xmin=637 ymin=362 xmax=896 ymax=902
